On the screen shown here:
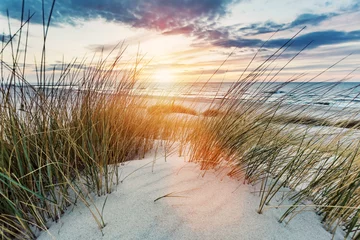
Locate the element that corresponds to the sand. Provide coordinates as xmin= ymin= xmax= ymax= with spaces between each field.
xmin=37 ymin=145 xmax=345 ymax=240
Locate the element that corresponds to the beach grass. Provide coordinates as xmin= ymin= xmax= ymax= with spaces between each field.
xmin=1 ymin=1 xmax=360 ymax=240
xmin=202 ymin=109 xmax=225 ymax=117
xmin=148 ymin=103 xmax=198 ymax=116
xmin=0 ymin=59 xmax=165 ymax=238
xmin=186 ymin=51 xmax=360 ymax=239
xmin=0 ymin=3 xmax=174 ymax=238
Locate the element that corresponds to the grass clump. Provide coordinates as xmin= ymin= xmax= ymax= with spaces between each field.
xmin=148 ymin=103 xmax=198 ymax=116
xmin=202 ymin=109 xmax=224 ymax=117
xmin=0 ymin=3 xmax=170 ymax=238
xmin=187 ymin=38 xmax=360 ymax=239
xmin=0 ymin=63 xmax=159 ymax=239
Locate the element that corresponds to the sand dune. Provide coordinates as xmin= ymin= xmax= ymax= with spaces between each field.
xmin=38 ymin=147 xmax=344 ymax=240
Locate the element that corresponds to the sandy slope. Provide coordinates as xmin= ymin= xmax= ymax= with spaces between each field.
xmin=38 ymin=147 xmax=343 ymax=240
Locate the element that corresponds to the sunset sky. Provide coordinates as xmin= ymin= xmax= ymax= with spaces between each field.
xmin=1 ymin=0 xmax=360 ymax=83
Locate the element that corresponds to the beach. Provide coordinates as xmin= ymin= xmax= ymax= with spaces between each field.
xmin=2 ymin=84 xmax=359 ymax=239
xmin=1 ymin=0 xmax=360 ymax=239
xmin=37 ymin=144 xmax=345 ymax=240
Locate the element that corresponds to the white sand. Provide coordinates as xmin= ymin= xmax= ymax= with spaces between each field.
xmin=38 ymin=147 xmax=344 ymax=240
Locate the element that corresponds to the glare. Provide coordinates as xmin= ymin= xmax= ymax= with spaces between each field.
xmin=154 ymin=69 xmax=175 ymax=83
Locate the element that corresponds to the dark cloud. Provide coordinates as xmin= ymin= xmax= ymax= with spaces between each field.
xmin=274 ymin=30 xmax=360 ymax=50
xmin=289 ymin=13 xmax=337 ymax=28
xmin=214 ymin=30 xmax=360 ymax=50
xmin=238 ymin=21 xmax=286 ymax=35
xmin=161 ymin=11 xmax=341 ymax=48
xmin=0 ymin=34 xmax=11 ymax=43
xmin=3 ymin=0 xmax=359 ymax=53
xmin=1 ymin=0 xmax=240 ymax=30
xmin=238 ymin=13 xmax=337 ymax=36
xmin=214 ymin=38 xmax=263 ymax=48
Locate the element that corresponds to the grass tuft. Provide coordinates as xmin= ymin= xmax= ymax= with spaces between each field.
xmin=148 ymin=103 xmax=198 ymax=116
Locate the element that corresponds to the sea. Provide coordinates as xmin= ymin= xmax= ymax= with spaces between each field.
xmin=136 ymin=81 xmax=360 ymax=109
xmin=3 ymin=81 xmax=360 ymax=110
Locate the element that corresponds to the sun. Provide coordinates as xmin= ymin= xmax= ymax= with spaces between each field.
xmin=153 ymin=69 xmax=175 ymax=83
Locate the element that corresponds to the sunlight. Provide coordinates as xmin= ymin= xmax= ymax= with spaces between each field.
xmin=154 ymin=69 xmax=175 ymax=83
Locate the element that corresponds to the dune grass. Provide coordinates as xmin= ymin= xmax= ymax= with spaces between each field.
xmin=1 ymin=1 xmax=360 ymax=240
xmin=0 ymin=2 xmax=173 ymax=238
xmin=148 ymin=103 xmax=198 ymax=116
xmin=187 ymin=47 xmax=360 ymax=239
xmin=0 ymin=58 xmax=167 ymax=238
xmin=202 ymin=109 xmax=225 ymax=117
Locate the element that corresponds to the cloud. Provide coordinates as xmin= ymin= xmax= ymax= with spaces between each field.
xmin=214 ymin=30 xmax=360 ymax=50
xmin=289 ymin=13 xmax=338 ymax=28
xmin=238 ymin=22 xmax=285 ymax=35
xmin=3 ymin=0 xmax=359 ymax=53
xmin=87 ymin=43 xmax=121 ymax=52
xmin=161 ymin=10 xmax=346 ymax=49
xmin=44 ymin=63 xmax=89 ymax=72
xmin=214 ymin=38 xmax=263 ymax=48
xmin=341 ymin=0 xmax=360 ymax=11
xmin=163 ymin=25 xmax=196 ymax=36
xmin=275 ymin=30 xmax=360 ymax=50
xmin=1 ymin=0 xmax=240 ymax=30
xmin=238 ymin=12 xmax=337 ymax=36
xmin=0 ymin=34 xmax=11 ymax=43
xmin=163 ymin=23 xmax=231 ymax=44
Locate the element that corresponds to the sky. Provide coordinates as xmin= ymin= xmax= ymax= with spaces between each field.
xmin=1 ymin=0 xmax=360 ymax=83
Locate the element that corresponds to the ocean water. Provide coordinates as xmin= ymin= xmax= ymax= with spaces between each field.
xmin=137 ymin=81 xmax=360 ymax=109
xmin=3 ymin=82 xmax=360 ymax=109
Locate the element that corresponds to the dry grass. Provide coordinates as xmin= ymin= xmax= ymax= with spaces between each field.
xmin=0 ymin=3 xmax=174 ymax=238
xmin=202 ymin=109 xmax=225 ymax=117
xmin=187 ymin=43 xmax=360 ymax=239
xmin=1 ymin=1 xmax=360 ymax=240
xmin=148 ymin=103 xmax=198 ymax=116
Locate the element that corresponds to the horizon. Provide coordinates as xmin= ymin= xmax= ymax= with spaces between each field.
xmin=1 ymin=0 xmax=360 ymax=83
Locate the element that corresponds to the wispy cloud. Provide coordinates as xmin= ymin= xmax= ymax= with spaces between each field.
xmin=289 ymin=13 xmax=338 ymax=28
xmin=237 ymin=22 xmax=285 ymax=35
xmin=341 ymin=0 xmax=360 ymax=11
xmin=237 ymin=12 xmax=338 ymax=36
xmin=214 ymin=30 xmax=360 ymax=50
